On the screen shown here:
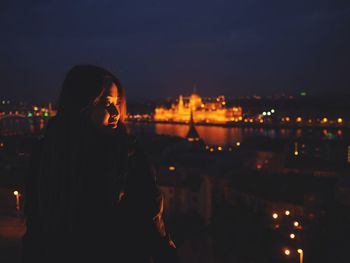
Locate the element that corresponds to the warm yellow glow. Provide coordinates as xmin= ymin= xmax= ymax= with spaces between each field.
xmin=209 ymin=148 xmax=214 ymax=152
xmin=290 ymin=233 xmax=295 ymax=239
xmin=168 ymin=166 xmax=176 ymax=171
xmin=217 ymin=146 xmax=222 ymax=151
xmin=322 ymin=117 xmax=328 ymax=123
xmin=338 ymin=118 xmax=343 ymax=124
xmin=33 ymin=106 xmax=39 ymax=111
xmin=272 ymin=213 xmax=278 ymax=219
xmin=294 ymin=151 xmax=299 ymax=156
xmin=154 ymin=93 xmax=243 ymax=124
xmin=284 ymin=249 xmax=291 ymax=256
xmin=296 ymin=117 xmax=302 ymax=123
xmin=285 ymin=117 xmax=290 ymax=122
xmin=285 ymin=210 xmax=290 ymax=216
xmin=13 ymin=191 xmax=19 ymax=196
xmin=297 ymin=249 xmax=303 ymax=254
xmin=294 ymin=221 xmax=300 ymax=227
xmin=236 ymin=142 xmax=241 ymax=147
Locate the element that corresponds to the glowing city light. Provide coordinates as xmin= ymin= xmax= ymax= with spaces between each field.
xmin=262 ymin=112 xmax=267 ymax=116
xmin=14 ymin=191 xmax=19 ymax=196
xmin=236 ymin=142 xmax=241 ymax=147
xmin=338 ymin=118 xmax=343 ymax=124
xmin=285 ymin=210 xmax=290 ymax=216
xmin=168 ymin=166 xmax=176 ymax=171
xmin=217 ymin=146 xmax=222 ymax=151
xmin=290 ymin=233 xmax=295 ymax=239
xmin=272 ymin=213 xmax=278 ymax=219
xmin=271 ymin=109 xmax=275 ymax=113
xmin=284 ymin=249 xmax=291 ymax=256
xmin=294 ymin=221 xmax=300 ymax=227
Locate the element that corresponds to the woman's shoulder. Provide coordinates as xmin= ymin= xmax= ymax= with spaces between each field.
xmin=125 ymin=133 xmax=139 ymax=158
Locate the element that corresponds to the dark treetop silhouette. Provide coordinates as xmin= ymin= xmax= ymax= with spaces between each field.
xmin=22 ymin=65 xmax=177 ymax=263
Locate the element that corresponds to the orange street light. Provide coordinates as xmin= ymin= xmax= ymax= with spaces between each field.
xmin=13 ymin=191 xmax=20 ymax=212
xmin=297 ymin=249 xmax=304 ymax=263
xmin=272 ymin=213 xmax=278 ymax=219
xmin=168 ymin=166 xmax=176 ymax=171
xmin=285 ymin=210 xmax=291 ymax=216
xmin=294 ymin=221 xmax=300 ymax=227
xmin=290 ymin=233 xmax=295 ymax=239
xmin=284 ymin=249 xmax=291 ymax=256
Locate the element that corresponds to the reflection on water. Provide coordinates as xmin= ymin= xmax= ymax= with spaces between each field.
xmin=153 ymin=123 xmax=189 ymax=138
xmin=1 ymin=118 xmax=345 ymax=146
xmin=0 ymin=117 xmax=49 ymax=135
xmin=195 ymin=126 xmax=242 ymax=146
xmin=128 ymin=122 xmax=345 ymax=146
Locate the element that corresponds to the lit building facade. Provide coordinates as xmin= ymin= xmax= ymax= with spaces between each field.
xmin=154 ymin=92 xmax=243 ymax=124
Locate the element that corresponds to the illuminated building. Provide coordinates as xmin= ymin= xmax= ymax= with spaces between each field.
xmin=154 ymin=91 xmax=243 ymax=124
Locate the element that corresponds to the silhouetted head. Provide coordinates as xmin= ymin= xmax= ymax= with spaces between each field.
xmin=57 ymin=65 xmax=127 ymax=131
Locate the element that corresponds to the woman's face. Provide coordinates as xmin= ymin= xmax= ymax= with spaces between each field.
xmin=91 ymin=82 xmax=121 ymax=131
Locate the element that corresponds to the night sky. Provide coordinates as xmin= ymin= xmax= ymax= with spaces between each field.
xmin=1 ymin=0 xmax=350 ymax=104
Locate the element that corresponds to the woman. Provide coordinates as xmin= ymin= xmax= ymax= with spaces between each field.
xmin=22 ymin=65 xmax=176 ymax=263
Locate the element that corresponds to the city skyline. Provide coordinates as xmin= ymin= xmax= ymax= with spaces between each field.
xmin=1 ymin=1 xmax=350 ymax=104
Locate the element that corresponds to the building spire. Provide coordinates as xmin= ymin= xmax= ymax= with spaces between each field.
xmin=192 ymin=83 xmax=197 ymax=94
xmin=186 ymin=109 xmax=200 ymax=142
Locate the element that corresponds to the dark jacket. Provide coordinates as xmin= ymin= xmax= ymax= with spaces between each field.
xmin=22 ymin=118 xmax=177 ymax=263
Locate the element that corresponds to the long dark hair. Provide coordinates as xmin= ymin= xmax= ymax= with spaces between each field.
xmin=57 ymin=64 xmax=127 ymax=123
xmin=35 ymin=65 xmax=130 ymax=234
